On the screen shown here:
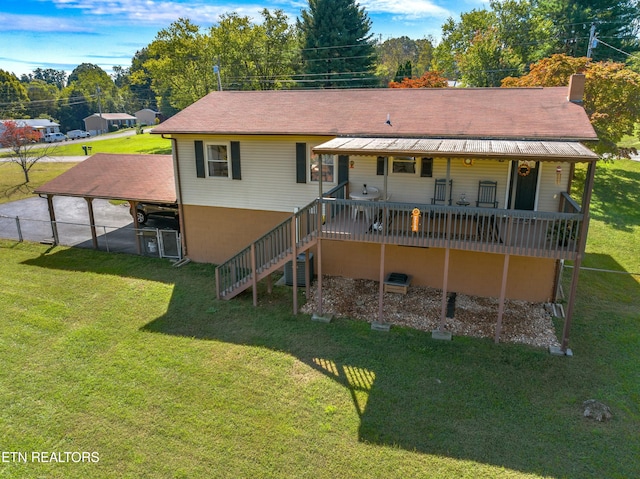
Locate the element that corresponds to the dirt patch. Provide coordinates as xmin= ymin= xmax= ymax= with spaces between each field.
xmin=301 ymin=277 xmax=560 ymax=349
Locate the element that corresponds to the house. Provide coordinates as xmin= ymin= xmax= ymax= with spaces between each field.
xmin=0 ymin=118 xmax=60 ymax=140
xmin=135 ymin=109 xmax=161 ymax=126
xmin=152 ymin=75 xmax=598 ymax=352
xmin=83 ymin=113 xmax=136 ymax=135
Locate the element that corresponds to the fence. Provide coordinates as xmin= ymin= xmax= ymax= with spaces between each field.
xmin=0 ymin=214 xmax=181 ymax=260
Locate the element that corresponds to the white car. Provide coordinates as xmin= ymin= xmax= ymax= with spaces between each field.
xmin=66 ymin=129 xmax=91 ymax=139
xmin=44 ymin=133 xmax=68 ymax=143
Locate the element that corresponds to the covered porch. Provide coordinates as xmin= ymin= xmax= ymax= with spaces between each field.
xmin=310 ymin=137 xmax=599 ymax=353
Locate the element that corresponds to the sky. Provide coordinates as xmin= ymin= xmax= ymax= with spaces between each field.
xmin=0 ymin=0 xmax=480 ymax=79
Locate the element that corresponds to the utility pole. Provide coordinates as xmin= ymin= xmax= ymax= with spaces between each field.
xmin=586 ymin=24 xmax=597 ymax=59
xmin=96 ymin=86 xmax=103 ymax=134
xmin=213 ymin=65 xmax=222 ymax=91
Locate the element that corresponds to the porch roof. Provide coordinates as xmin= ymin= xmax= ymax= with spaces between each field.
xmin=312 ymin=137 xmax=598 ymax=162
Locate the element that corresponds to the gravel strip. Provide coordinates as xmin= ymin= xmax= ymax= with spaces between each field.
xmin=301 ymin=277 xmax=560 ymax=349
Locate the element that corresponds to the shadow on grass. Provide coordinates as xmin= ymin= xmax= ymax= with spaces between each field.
xmin=1 ymin=182 xmax=33 ymax=200
xmin=21 ymin=247 xmax=640 ymax=479
xmin=574 ymin=161 xmax=640 ymax=231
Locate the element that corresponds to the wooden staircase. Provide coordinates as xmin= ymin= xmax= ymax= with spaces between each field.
xmin=216 ymin=200 xmax=319 ymax=301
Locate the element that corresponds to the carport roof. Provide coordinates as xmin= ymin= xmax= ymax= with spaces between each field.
xmin=34 ymin=153 xmax=176 ymax=203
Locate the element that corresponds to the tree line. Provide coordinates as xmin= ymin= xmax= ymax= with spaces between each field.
xmin=1 ymin=0 xmax=639 ymax=154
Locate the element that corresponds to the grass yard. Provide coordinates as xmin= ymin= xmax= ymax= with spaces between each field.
xmin=51 ymin=130 xmax=171 ymax=156
xmin=0 ymin=161 xmax=639 ymax=478
xmin=0 ymin=161 xmax=77 ymax=204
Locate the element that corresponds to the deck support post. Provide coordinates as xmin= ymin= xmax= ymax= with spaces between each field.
xmin=312 ymin=200 xmax=332 ymax=323
xmin=495 ymin=253 xmax=510 ymax=343
xmin=305 ymin=248 xmax=310 ymax=300
xmin=291 ymin=218 xmax=298 ymax=315
xmin=434 ymin=246 xmax=452 ymax=340
xmin=372 ymin=243 xmax=390 ymax=331
xmin=434 ymin=162 xmax=453 ymax=342
xmin=561 ymin=160 xmax=597 ymax=353
xmin=250 ymin=243 xmax=258 ymax=307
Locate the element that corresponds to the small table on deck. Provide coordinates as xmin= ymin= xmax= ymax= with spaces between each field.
xmin=349 ymin=187 xmax=380 ymax=222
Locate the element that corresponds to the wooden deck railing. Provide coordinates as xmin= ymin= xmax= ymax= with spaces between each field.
xmin=216 ymin=200 xmax=319 ymax=300
xmin=560 ymin=191 xmax=582 ymax=214
xmin=216 ymin=194 xmax=585 ymax=299
xmin=319 ymin=198 xmax=584 ymax=260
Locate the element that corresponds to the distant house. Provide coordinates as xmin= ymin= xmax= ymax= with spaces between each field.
xmin=135 ymin=109 xmax=161 ymax=126
xmin=0 ymin=118 xmax=60 ymax=140
xmin=83 ymin=113 xmax=136 ymax=135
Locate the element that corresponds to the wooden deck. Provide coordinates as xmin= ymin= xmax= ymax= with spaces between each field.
xmin=321 ymin=199 xmax=582 ymax=260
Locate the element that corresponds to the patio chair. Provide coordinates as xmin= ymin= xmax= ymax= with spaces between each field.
xmin=475 ymin=181 xmax=502 ymax=243
xmin=431 ymin=179 xmax=453 ymax=205
xmin=476 ymin=180 xmax=498 ymax=208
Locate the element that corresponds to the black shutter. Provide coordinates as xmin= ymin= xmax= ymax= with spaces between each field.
xmin=377 ymin=156 xmax=386 ymax=176
xmin=338 ymin=155 xmax=349 ymax=184
xmin=230 ymin=141 xmax=241 ymax=180
xmin=296 ymin=143 xmax=307 ymax=183
xmin=195 ymin=140 xmax=205 ymax=178
xmin=420 ymin=157 xmax=433 ymax=177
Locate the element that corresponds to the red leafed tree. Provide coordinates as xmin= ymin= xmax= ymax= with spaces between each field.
xmin=0 ymin=120 xmax=55 ymax=183
xmin=388 ymin=70 xmax=448 ymax=88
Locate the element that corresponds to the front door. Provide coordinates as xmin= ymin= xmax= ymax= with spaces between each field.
xmin=511 ymin=161 xmax=539 ymax=210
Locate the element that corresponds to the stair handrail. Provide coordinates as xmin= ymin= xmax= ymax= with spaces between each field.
xmin=216 ymin=199 xmax=320 ymax=298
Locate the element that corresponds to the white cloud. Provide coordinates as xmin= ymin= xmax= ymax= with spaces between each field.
xmin=361 ymin=0 xmax=451 ymax=19
xmin=46 ymin=0 xmax=291 ymax=26
xmin=0 ymin=13 xmax=95 ymax=33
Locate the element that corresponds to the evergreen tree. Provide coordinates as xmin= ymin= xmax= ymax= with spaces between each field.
xmin=297 ymin=0 xmax=377 ymax=88
xmin=393 ymin=61 xmax=412 ymax=83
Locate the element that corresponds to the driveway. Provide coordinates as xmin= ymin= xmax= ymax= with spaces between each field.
xmin=0 ymin=196 xmax=136 ymax=250
xmin=0 ymin=196 xmax=178 ymax=255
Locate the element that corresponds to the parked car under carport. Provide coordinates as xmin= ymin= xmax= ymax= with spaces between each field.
xmin=33 ymin=153 xmax=179 ymax=254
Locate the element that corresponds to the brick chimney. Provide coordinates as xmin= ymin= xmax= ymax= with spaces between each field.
xmin=568 ymin=74 xmax=586 ymax=103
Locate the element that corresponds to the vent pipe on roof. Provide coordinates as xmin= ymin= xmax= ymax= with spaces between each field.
xmin=568 ymin=74 xmax=586 ymax=103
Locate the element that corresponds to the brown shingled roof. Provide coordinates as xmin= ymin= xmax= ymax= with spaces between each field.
xmin=34 ymin=153 xmax=175 ymax=203
xmin=153 ymin=87 xmax=597 ymax=141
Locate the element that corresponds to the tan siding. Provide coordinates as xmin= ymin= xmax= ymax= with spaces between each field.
xmin=321 ymin=241 xmax=556 ymax=302
xmin=182 ymin=204 xmax=289 ymax=263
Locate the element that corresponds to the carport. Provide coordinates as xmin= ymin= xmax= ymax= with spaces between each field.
xmin=34 ymin=153 xmax=176 ymax=255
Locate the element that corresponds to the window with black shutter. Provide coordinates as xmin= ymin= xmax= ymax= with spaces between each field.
xmin=420 ymin=157 xmax=434 ymax=177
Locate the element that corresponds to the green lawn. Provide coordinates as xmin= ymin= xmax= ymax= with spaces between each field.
xmin=51 ymin=130 xmax=172 ymax=156
xmin=0 ymin=161 xmax=77 ymax=204
xmin=0 ymin=161 xmax=638 ymax=478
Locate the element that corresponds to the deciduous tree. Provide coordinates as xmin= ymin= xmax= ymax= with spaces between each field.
xmin=502 ymin=54 xmax=640 ymax=157
xmin=388 ymin=71 xmax=448 ymax=88
xmin=536 ymin=0 xmax=640 ymax=61
xmin=142 ymin=18 xmax=216 ymax=111
xmin=0 ymin=120 xmax=57 ymax=183
xmin=210 ymin=10 xmax=299 ymax=91
xmin=0 ymin=70 xmax=29 ymax=118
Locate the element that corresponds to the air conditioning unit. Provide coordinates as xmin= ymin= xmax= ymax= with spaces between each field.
xmin=284 ymin=252 xmax=314 ymax=286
